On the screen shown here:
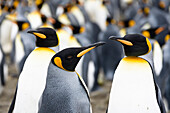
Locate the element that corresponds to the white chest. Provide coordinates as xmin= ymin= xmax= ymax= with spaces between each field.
xmin=108 ymin=57 xmax=161 ymax=113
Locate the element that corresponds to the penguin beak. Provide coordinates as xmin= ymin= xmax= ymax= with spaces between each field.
xmin=27 ymin=30 xmax=46 ymax=39
xmin=109 ymin=36 xmax=133 ymax=46
xmin=77 ymin=42 xmax=105 ymax=57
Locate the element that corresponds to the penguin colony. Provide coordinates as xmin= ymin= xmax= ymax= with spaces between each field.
xmin=0 ymin=0 xmax=169 ymax=113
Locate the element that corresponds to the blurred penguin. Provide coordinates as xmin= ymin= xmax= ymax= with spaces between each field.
xmin=98 ymin=17 xmax=124 ymax=81
xmin=0 ymin=44 xmax=8 ymax=95
xmin=11 ymin=19 xmax=36 ymax=75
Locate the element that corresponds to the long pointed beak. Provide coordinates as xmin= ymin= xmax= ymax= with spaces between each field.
xmin=109 ymin=36 xmax=133 ymax=46
xmin=77 ymin=42 xmax=105 ymax=57
xmin=27 ymin=30 xmax=46 ymax=39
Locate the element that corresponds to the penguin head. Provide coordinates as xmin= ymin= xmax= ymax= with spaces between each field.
xmin=27 ymin=28 xmax=59 ymax=47
xmin=106 ymin=17 xmax=116 ymax=26
xmin=118 ymin=19 xmax=136 ymax=28
xmin=142 ymin=26 xmax=165 ymax=39
xmin=51 ymin=42 xmax=105 ymax=71
xmin=17 ymin=20 xmax=31 ymax=31
xmin=109 ymin=34 xmax=151 ymax=56
xmin=70 ymin=25 xmax=85 ymax=34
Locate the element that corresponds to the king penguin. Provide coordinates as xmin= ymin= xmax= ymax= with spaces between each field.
xmin=38 ymin=42 xmax=105 ymax=113
xmin=8 ymin=27 xmax=59 ymax=113
xmin=0 ymin=44 xmax=8 ymax=95
xmin=107 ymin=34 xmax=166 ymax=113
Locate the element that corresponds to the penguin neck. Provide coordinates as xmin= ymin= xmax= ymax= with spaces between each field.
xmin=35 ymin=46 xmax=59 ymax=53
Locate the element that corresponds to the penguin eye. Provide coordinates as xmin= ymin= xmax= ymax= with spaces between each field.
xmin=66 ymin=56 xmax=73 ymax=60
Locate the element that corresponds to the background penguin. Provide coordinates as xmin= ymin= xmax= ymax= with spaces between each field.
xmin=141 ymin=27 xmax=164 ymax=76
xmin=10 ymin=19 xmax=36 ymax=75
xmin=38 ymin=42 xmax=105 ymax=113
xmin=158 ymin=33 xmax=170 ymax=111
xmin=0 ymin=10 xmax=18 ymax=55
xmin=98 ymin=17 xmax=124 ymax=81
xmin=73 ymin=23 xmax=103 ymax=91
xmin=0 ymin=44 xmax=8 ymax=95
xmin=9 ymin=27 xmax=59 ymax=113
xmin=107 ymin=34 xmax=166 ymax=113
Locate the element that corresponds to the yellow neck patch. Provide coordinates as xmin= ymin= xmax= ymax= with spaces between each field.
xmin=54 ymin=57 xmax=65 ymax=70
xmin=33 ymin=32 xmax=46 ymax=39
xmin=77 ymin=46 xmax=95 ymax=57
xmin=129 ymin=20 xmax=136 ymax=27
xmin=142 ymin=31 xmax=150 ymax=38
xmin=144 ymin=7 xmax=150 ymax=15
xmin=22 ymin=23 xmax=29 ymax=30
xmin=40 ymin=23 xmax=53 ymax=28
xmin=159 ymin=1 xmax=165 ymax=8
xmin=13 ymin=1 xmax=19 ymax=8
xmin=80 ymin=27 xmax=85 ymax=33
xmin=117 ymin=39 xmax=133 ymax=46
xmin=146 ymin=38 xmax=152 ymax=54
xmin=122 ymin=56 xmax=148 ymax=64
xmin=165 ymin=34 xmax=170 ymax=43
xmin=36 ymin=0 xmax=43 ymax=5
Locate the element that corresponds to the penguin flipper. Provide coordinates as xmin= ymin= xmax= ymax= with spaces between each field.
xmin=8 ymin=86 xmax=17 ymax=113
xmin=155 ymin=83 xmax=166 ymax=113
xmin=75 ymin=71 xmax=90 ymax=100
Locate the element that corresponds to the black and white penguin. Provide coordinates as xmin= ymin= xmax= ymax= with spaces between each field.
xmin=0 ymin=44 xmax=8 ymax=95
xmin=107 ymin=34 xmax=166 ymax=113
xmin=8 ymin=27 xmax=59 ymax=113
xmin=38 ymin=42 xmax=105 ymax=113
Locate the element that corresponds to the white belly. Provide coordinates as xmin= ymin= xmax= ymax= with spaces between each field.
xmin=0 ymin=19 xmax=18 ymax=54
xmin=108 ymin=57 xmax=161 ymax=113
xmin=13 ymin=48 xmax=55 ymax=113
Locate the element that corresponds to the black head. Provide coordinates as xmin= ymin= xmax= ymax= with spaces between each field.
xmin=109 ymin=34 xmax=151 ymax=56
xmin=71 ymin=25 xmax=85 ymax=34
xmin=142 ymin=26 xmax=165 ymax=39
xmin=118 ymin=19 xmax=136 ymax=28
xmin=51 ymin=42 xmax=105 ymax=71
xmin=17 ymin=20 xmax=30 ymax=31
xmin=27 ymin=28 xmax=59 ymax=47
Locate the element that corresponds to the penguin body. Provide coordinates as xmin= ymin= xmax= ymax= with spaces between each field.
xmin=0 ymin=45 xmax=8 ymax=95
xmin=11 ymin=20 xmax=36 ymax=74
xmin=108 ymin=57 xmax=161 ymax=113
xmin=13 ymin=31 xmax=36 ymax=74
xmin=108 ymin=34 xmax=166 ymax=113
xmin=9 ymin=28 xmax=59 ymax=113
xmin=27 ymin=10 xmax=42 ymax=29
xmin=13 ymin=48 xmax=56 ymax=113
xmin=38 ymin=64 xmax=90 ymax=113
xmin=98 ymin=23 xmax=123 ymax=80
xmin=38 ymin=42 xmax=104 ymax=113
xmin=84 ymin=0 xmax=108 ymax=31
xmin=159 ymin=38 xmax=170 ymax=110
xmin=0 ymin=15 xmax=18 ymax=54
